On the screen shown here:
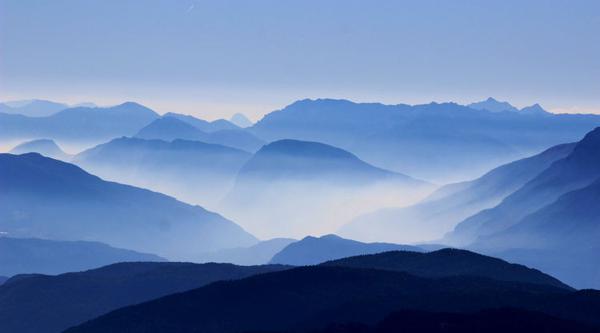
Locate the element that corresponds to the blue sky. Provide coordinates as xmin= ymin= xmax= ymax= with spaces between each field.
xmin=1 ymin=0 xmax=599 ymax=120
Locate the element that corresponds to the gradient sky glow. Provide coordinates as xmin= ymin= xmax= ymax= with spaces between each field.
xmin=1 ymin=0 xmax=599 ymax=120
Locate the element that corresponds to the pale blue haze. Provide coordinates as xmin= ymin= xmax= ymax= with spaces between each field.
xmin=1 ymin=0 xmax=599 ymax=118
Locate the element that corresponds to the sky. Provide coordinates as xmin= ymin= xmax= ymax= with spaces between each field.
xmin=1 ymin=0 xmax=599 ymax=120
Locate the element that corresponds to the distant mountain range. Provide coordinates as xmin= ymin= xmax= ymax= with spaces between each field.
xmin=0 ymin=153 xmax=257 ymax=260
xmin=0 ymin=237 xmax=163 ymax=277
xmin=136 ymin=116 xmax=265 ymax=152
xmin=65 ymin=249 xmax=599 ymax=333
xmin=250 ymin=98 xmax=600 ymax=182
xmin=4 ymin=97 xmax=599 ymax=183
xmin=10 ymin=138 xmax=71 ymax=160
xmin=73 ymin=137 xmax=252 ymax=206
xmin=340 ymin=142 xmax=576 ymax=243
xmin=467 ymin=97 xmax=550 ymax=115
xmin=0 ymin=99 xmax=70 ymax=117
xmin=221 ymin=139 xmax=431 ymax=238
xmin=0 ymin=262 xmax=289 ymax=333
xmin=269 ymin=234 xmax=423 ymax=266
xmin=0 ymin=102 xmax=159 ymax=143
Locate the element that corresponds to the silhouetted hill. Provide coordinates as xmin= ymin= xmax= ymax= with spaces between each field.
xmin=0 ymin=102 xmax=159 ymax=142
xmin=270 ymin=235 xmax=422 ymax=266
xmin=305 ymin=308 xmax=599 ymax=333
xmin=0 ymin=153 xmax=257 ymax=260
xmin=340 ymin=142 xmax=575 ymax=243
xmin=74 ymin=137 xmax=251 ymax=206
xmin=484 ymin=178 xmax=600 ymax=250
xmin=10 ymin=138 xmax=70 ymax=160
xmin=221 ymin=140 xmax=430 ymax=238
xmin=448 ymin=127 xmax=600 ymax=245
xmin=136 ymin=116 xmax=264 ymax=151
xmin=65 ymin=265 xmax=600 ymax=333
xmin=0 ymin=262 xmax=289 ymax=333
xmin=323 ymin=248 xmax=570 ymax=290
xmin=0 ymin=237 xmax=163 ymax=277
xmin=164 ymin=112 xmax=240 ymax=132
xmin=200 ymin=238 xmax=296 ymax=265
xmin=135 ymin=116 xmax=206 ymax=141
xmin=237 ymin=139 xmax=421 ymax=185
xmin=0 ymin=99 xmax=68 ymax=117
xmin=0 ymin=276 xmax=7 ymax=285
xmin=250 ymin=99 xmax=600 ymax=181
xmin=231 ymin=112 xmax=253 ymax=128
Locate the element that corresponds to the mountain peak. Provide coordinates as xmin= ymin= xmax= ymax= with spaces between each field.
xmin=115 ymin=101 xmax=152 ymax=111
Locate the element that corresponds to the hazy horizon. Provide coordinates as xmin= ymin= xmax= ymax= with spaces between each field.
xmin=2 ymin=0 xmax=599 ymax=120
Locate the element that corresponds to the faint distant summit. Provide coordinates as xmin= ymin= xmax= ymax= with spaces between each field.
xmin=230 ymin=113 xmax=253 ymax=128
xmin=0 ymin=99 xmax=68 ymax=117
xmin=520 ymin=103 xmax=550 ymax=115
xmin=469 ymin=98 xmax=550 ymax=115
xmin=10 ymin=139 xmax=70 ymax=160
xmin=468 ymin=97 xmax=519 ymax=113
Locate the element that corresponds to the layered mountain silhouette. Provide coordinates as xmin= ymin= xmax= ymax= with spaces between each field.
xmin=441 ymin=127 xmax=600 ymax=288
xmin=0 ymin=99 xmax=69 ymax=117
xmin=269 ymin=234 xmax=422 ymax=266
xmin=221 ymin=139 xmax=431 ymax=238
xmin=74 ymin=137 xmax=252 ymax=206
xmin=0 ymin=237 xmax=163 ymax=277
xmin=0 ymin=276 xmax=7 ymax=285
xmin=250 ymin=99 xmax=600 ymax=181
xmin=477 ymin=178 xmax=600 ymax=289
xmin=0 ymin=262 xmax=289 ymax=333
xmin=10 ymin=138 xmax=71 ymax=160
xmin=0 ymin=153 xmax=257 ymax=259
xmin=136 ymin=116 xmax=264 ymax=152
xmin=0 ymin=102 xmax=159 ymax=143
xmin=230 ymin=112 xmax=253 ymax=128
xmin=340 ymin=142 xmax=575 ymax=243
xmin=448 ymin=127 xmax=600 ymax=245
xmin=65 ymin=252 xmax=600 ymax=333
xmin=199 ymin=238 xmax=296 ymax=265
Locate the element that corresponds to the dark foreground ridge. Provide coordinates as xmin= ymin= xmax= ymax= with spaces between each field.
xmin=0 ymin=262 xmax=289 ymax=333
xmin=65 ymin=256 xmax=599 ymax=333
